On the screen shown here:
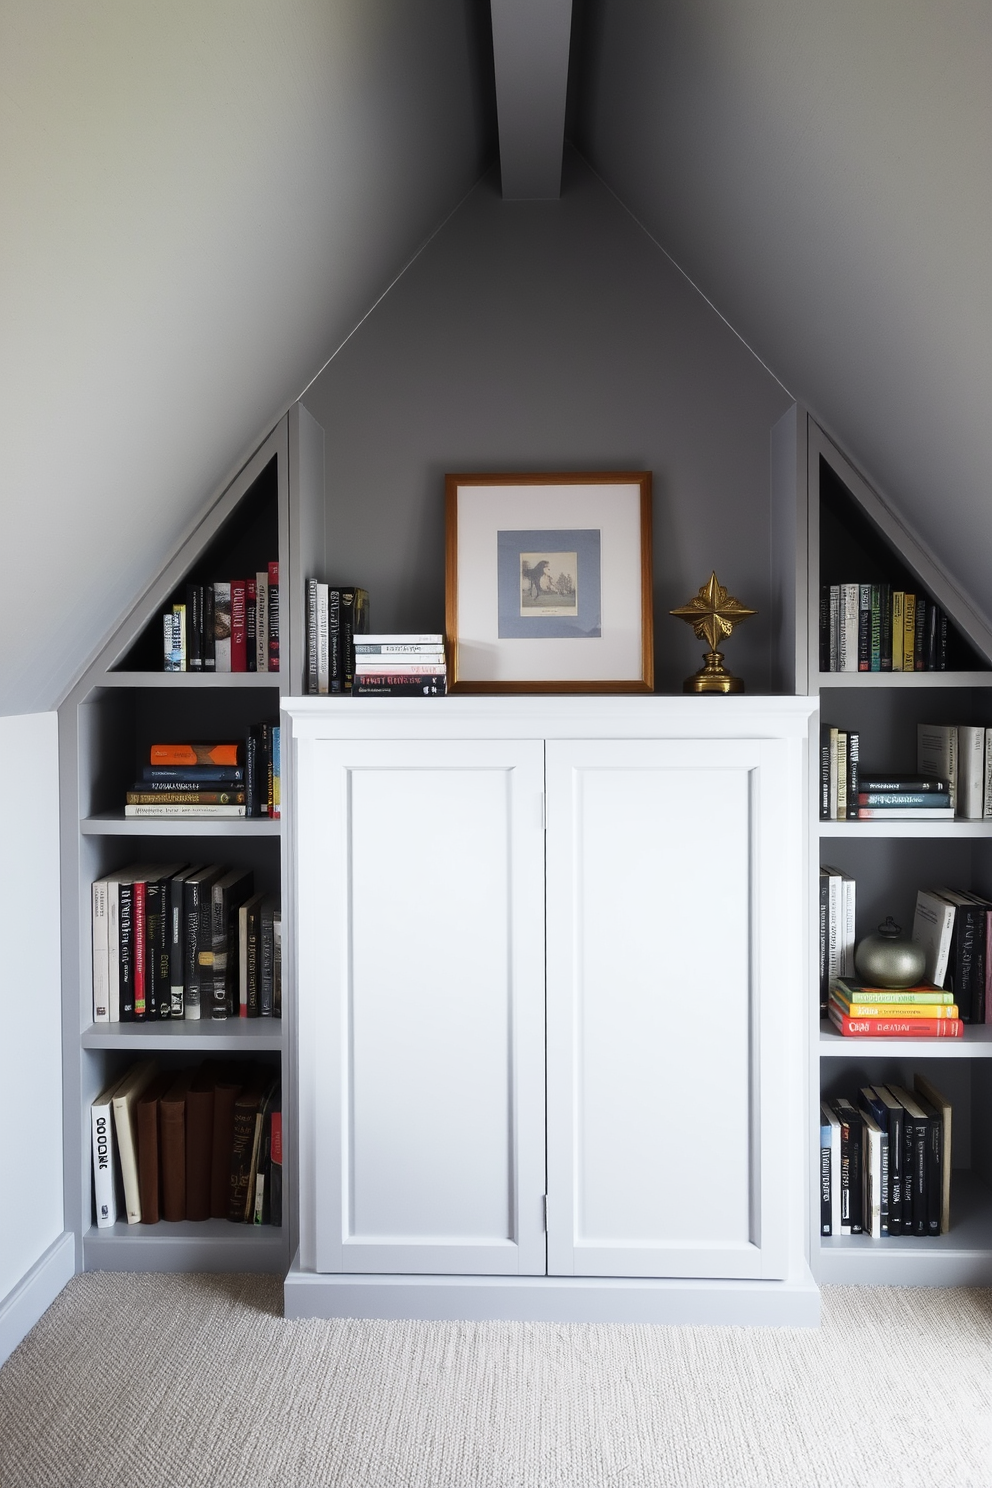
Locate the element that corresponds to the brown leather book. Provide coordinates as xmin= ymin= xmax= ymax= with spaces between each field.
xmin=185 ymin=1062 xmax=218 ymax=1221
xmin=136 ymin=1072 xmax=173 ymax=1225
xmin=210 ymin=1067 xmax=249 ymax=1219
xmin=159 ymin=1070 xmax=193 ymax=1222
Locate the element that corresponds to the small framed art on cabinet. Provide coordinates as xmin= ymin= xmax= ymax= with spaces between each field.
xmin=445 ymin=471 xmax=654 ymax=693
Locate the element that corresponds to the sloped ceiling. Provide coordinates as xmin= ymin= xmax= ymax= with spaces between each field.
xmin=568 ymin=0 xmax=992 ymax=628
xmin=0 ymin=0 xmax=494 ymax=714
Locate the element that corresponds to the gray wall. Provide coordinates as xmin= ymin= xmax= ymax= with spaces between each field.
xmin=303 ymin=155 xmax=792 ymax=693
xmin=569 ymin=0 xmax=992 ymax=636
xmin=0 ymin=0 xmax=494 ymax=716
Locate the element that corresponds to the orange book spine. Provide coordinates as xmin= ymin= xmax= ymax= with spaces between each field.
xmin=149 ymin=743 xmax=240 ymax=766
xmin=830 ymin=1009 xmax=963 ymax=1037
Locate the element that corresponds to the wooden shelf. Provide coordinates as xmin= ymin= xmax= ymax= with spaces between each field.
xmin=99 ymin=671 xmax=283 ymax=688
xmin=818 ymin=1172 xmax=992 ymax=1284
xmin=819 ymin=1019 xmax=992 ymax=1058
xmin=82 ymin=1218 xmax=287 ymax=1274
xmin=81 ymin=813 xmax=281 ymax=837
xmin=819 ymin=818 xmax=992 ymax=838
xmin=82 ymin=1019 xmax=283 ymax=1050
xmin=819 ymin=671 xmax=992 ymax=688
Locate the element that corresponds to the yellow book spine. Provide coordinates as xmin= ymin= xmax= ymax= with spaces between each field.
xmin=830 ymin=997 xmax=958 ymax=1019
xmin=903 ymin=593 xmax=917 ymax=671
xmin=892 ymin=591 xmax=905 ymax=670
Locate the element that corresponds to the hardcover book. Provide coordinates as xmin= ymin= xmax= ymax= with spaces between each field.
xmin=111 ymin=1060 xmax=159 ymax=1224
xmin=91 ymin=1074 xmax=124 ymax=1228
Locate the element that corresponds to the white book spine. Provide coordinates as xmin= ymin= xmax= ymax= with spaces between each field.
xmin=840 ymin=584 xmax=859 ymax=671
xmin=864 ymin=1119 xmax=883 ymax=1239
xmin=239 ymin=904 xmax=249 ymax=1015
xmin=91 ymin=880 xmax=109 ymax=1022
xmin=107 ymin=882 xmax=121 ymax=1023
xmin=984 ymin=728 xmax=992 ymax=817
xmin=91 ymin=1094 xmax=118 ymax=1227
xmin=213 ymin=582 xmax=231 ymax=672
xmin=306 ymin=579 xmax=318 ymax=694
xmin=918 ymin=723 xmax=958 ymax=811
xmin=826 ymin=871 xmax=842 ymax=978
xmin=113 ymin=1096 xmax=142 ymax=1224
xmin=828 ymin=586 xmax=839 ymax=671
xmin=317 ymin=583 xmax=330 ymax=695
xmin=841 ymin=876 xmax=856 ymax=978
xmin=912 ymin=891 xmax=956 ymax=986
xmin=957 ymin=725 xmax=985 ymax=819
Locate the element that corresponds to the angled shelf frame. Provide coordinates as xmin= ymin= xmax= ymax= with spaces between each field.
xmin=57 ymin=403 xmax=325 ymax=1276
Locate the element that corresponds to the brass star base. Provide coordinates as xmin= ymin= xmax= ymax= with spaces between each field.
xmin=684 ymin=648 xmax=746 ymax=694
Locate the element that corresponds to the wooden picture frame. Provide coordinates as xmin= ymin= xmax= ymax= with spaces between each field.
xmin=445 ymin=472 xmax=654 ymax=693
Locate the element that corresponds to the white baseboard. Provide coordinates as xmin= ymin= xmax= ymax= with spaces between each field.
xmin=0 ymin=1232 xmax=76 ymax=1369
xmin=284 ymin=1257 xmax=821 ymax=1327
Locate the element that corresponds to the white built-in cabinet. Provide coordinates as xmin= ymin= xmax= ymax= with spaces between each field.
xmin=285 ymin=696 xmax=817 ymax=1325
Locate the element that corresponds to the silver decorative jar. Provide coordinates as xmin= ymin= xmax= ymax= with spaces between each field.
xmin=854 ymin=917 xmax=927 ymax=989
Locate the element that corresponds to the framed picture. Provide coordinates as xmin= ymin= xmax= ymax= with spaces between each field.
xmin=445 ymin=472 xmax=653 ymax=693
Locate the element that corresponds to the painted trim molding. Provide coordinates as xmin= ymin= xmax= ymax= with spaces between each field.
xmin=0 ymin=1232 xmax=75 ymax=1369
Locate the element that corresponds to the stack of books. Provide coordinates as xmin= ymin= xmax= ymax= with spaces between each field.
xmin=163 ymin=564 xmax=279 ymax=672
xmin=852 ymin=774 xmax=954 ymax=822
xmin=828 ymin=977 xmax=963 ymax=1038
xmin=124 ymin=733 xmax=280 ymax=819
xmin=352 ymin=635 xmax=447 ymax=696
xmin=91 ymin=1059 xmax=281 ymax=1227
xmin=91 ymin=862 xmax=281 ymax=1023
xmin=820 ymin=583 xmax=948 ymax=672
xmin=820 ymin=1077 xmax=951 ymax=1237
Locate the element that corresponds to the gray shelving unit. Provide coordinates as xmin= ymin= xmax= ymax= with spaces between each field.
xmin=58 ymin=403 xmax=325 ymax=1276
xmin=775 ymin=404 xmax=992 ymax=1287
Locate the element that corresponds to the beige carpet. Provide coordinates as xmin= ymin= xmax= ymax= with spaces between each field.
xmin=1 ymin=1276 xmax=990 ymax=1488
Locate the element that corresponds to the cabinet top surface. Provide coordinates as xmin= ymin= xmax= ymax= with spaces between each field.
xmin=282 ymin=693 xmax=816 ymax=739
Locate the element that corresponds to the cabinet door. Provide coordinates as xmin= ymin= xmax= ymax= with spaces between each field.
xmin=297 ymin=738 xmax=547 ymax=1275
xmin=545 ymin=737 xmax=801 ymax=1280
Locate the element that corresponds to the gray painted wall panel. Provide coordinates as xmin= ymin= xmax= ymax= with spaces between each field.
xmin=303 ymin=156 xmax=791 ymax=694
xmin=0 ymin=0 xmax=495 ymax=716
xmin=570 ymin=0 xmax=992 ymax=638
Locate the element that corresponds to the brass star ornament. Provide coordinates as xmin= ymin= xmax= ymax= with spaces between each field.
xmin=670 ymin=571 xmax=757 ymax=694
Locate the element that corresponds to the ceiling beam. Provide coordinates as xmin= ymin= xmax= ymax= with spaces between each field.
xmin=490 ymin=0 xmax=573 ymax=200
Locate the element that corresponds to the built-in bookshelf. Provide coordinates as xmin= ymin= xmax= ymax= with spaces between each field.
xmin=58 ymin=405 xmax=324 ymax=1273
xmin=779 ymin=408 xmax=992 ymax=1287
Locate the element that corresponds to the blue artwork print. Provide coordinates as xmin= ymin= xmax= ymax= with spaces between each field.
xmin=497 ymin=529 xmax=602 ymax=639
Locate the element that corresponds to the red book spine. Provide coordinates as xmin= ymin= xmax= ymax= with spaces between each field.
xmin=830 ymin=1009 xmax=963 ymax=1038
xmin=230 ymin=580 xmax=247 ymax=671
xmin=267 ymin=561 xmax=279 ymax=673
xmin=133 ymin=882 xmax=147 ymax=1019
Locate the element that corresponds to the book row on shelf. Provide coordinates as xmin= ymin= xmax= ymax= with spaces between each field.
xmin=820 ymin=1077 xmax=950 ymax=1238
xmin=91 ymin=863 xmax=281 ymax=1024
xmin=820 ymin=583 xmax=949 ymax=672
xmin=162 ymin=565 xmax=279 ymax=672
xmin=820 ymin=875 xmax=989 ymax=1034
xmin=303 ymin=583 xmax=448 ymax=696
xmin=819 ymin=723 xmax=992 ymax=820
xmin=92 ymin=1059 xmax=281 ymax=1229
xmin=124 ymin=735 xmax=280 ymax=819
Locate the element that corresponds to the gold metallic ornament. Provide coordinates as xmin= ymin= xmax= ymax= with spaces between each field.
xmin=670 ymin=571 xmax=757 ymax=694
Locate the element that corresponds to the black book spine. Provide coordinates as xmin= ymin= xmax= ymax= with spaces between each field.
xmin=246 ymin=902 xmax=260 ymax=1016
xmin=880 ymin=583 xmax=893 ymax=670
xmin=169 ymin=875 xmax=185 ymax=1017
xmin=926 ymin=602 xmax=939 ymax=671
xmin=914 ymin=595 xmax=927 ymax=670
xmin=918 ymin=1101 xmax=942 ymax=1237
xmin=911 ymin=1114 xmax=928 ymax=1235
xmin=184 ymin=880 xmax=202 ymax=1019
xmin=328 ymin=588 xmax=342 ymax=693
xmin=186 ymin=584 xmax=202 ymax=671
xmin=819 ymin=723 xmax=831 ymax=820
xmin=203 ymin=585 xmax=216 ymax=671
xmin=245 ymin=727 xmax=260 ymax=818
xmin=858 ymin=584 xmax=871 ymax=671
xmin=118 ymin=883 xmax=134 ymax=1021
xmin=260 ymin=906 xmax=274 ymax=1017
xmin=951 ymin=907 xmax=979 ymax=1023
xmin=352 ymin=679 xmax=446 ymax=696
xmin=819 ymin=587 xmax=830 ymax=673
xmin=339 ymin=590 xmax=356 ymax=692
xmin=869 ymin=584 xmax=881 ymax=671
xmin=818 ymin=872 xmax=829 ymax=1019
xmin=938 ymin=609 xmax=948 ymax=670
xmin=887 ymin=1103 xmax=904 ymax=1235
xmin=846 ymin=731 xmax=860 ymax=820
xmin=145 ymin=880 xmax=162 ymax=1020
xmin=834 ymin=1099 xmax=863 ymax=1233
xmin=260 ymin=723 xmax=272 ymax=816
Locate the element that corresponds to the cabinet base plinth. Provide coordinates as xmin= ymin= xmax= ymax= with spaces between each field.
xmin=283 ymin=1260 xmax=820 ymax=1327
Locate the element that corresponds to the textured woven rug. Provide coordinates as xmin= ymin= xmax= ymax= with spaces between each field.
xmin=1 ymin=1275 xmax=990 ymax=1487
